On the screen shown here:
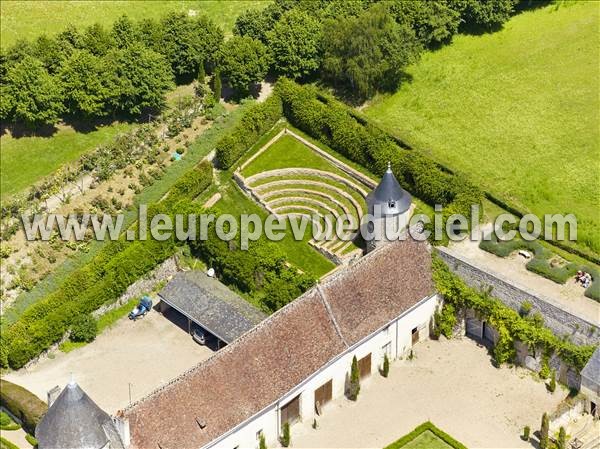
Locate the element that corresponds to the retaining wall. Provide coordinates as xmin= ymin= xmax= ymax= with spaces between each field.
xmin=437 ymin=247 xmax=600 ymax=346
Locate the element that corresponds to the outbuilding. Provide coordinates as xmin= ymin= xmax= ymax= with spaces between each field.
xmin=581 ymin=346 xmax=600 ymax=417
xmin=158 ymin=271 xmax=266 ymax=348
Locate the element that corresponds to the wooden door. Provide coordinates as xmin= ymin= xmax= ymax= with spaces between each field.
xmin=412 ymin=327 xmax=419 ymax=344
xmin=314 ymin=380 xmax=332 ymax=412
xmin=358 ymin=354 xmax=371 ymax=379
xmin=280 ymin=395 xmax=300 ymax=425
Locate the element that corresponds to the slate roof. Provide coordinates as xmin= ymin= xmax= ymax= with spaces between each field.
xmin=366 ymin=164 xmax=412 ymax=216
xmin=124 ymin=239 xmax=434 ymax=449
xmin=158 ymin=271 xmax=266 ymax=344
xmin=36 ymin=381 xmax=124 ymax=449
xmin=581 ymin=346 xmax=600 ymax=388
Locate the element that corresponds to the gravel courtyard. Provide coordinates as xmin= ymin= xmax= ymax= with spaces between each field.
xmin=293 ymin=338 xmax=564 ymax=449
xmin=4 ymin=309 xmax=212 ymax=413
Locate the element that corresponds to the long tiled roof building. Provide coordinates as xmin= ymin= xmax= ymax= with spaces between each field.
xmin=123 ymin=239 xmax=434 ymax=449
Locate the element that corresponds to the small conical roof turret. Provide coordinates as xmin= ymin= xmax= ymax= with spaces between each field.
xmin=366 ymin=162 xmax=411 ymax=216
xmin=36 ymin=381 xmax=124 ymax=449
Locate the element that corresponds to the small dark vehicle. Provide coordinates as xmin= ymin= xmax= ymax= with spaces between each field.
xmin=128 ymin=296 xmax=152 ymax=320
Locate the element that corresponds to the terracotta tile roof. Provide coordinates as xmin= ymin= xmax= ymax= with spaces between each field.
xmin=322 ymin=238 xmax=434 ymax=346
xmin=125 ymin=290 xmax=346 ymax=449
xmin=124 ymin=239 xmax=433 ymax=449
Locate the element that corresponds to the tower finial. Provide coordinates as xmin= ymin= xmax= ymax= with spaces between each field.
xmin=69 ymin=373 xmax=76 ymax=387
xmin=387 ymin=161 xmax=391 ymax=172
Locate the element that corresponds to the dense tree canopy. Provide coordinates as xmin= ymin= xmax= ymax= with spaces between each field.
xmin=59 ymin=50 xmax=116 ymax=117
xmin=159 ymin=12 xmax=223 ymax=78
xmin=219 ymin=36 xmax=270 ymax=96
xmin=450 ymin=0 xmax=520 ymax=29
xmin=266 ymin=9 xmax=322 ymax=79
xmin=3 ymin=56 xmax=63 ymax=126
xmin=110 ymin=44 xmax=174 ymax=115
xmin=322 ymin=3 xmax=422 ymax=99
xmin=389 ymin=0 xmax=461 ymax=46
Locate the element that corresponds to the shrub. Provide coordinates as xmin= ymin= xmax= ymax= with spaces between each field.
xmin=0 ymin=243 xmax=12 ymax=259
xmin=348 ymin=355 xmax=360 ymax=401
xmin=25 ymin=434 xmax=38 ymax=447
xmin=280 ymin=421 xmax=290 ymax=447
xmin=259 ymin=433 xmax=267 ymax=449
xmin=522 ymin=425 xmax=530 ymax=441
xmin=438 ymin=303 xmax=456 ymax=338
xmin=557 ymin=426 xmax=566 ymax=449
xmin=70 ymin=314 xmax=98 ymax=343
xmin=381 ymin=353 xmax=390 ymax=378
xmin=548 ymin=370 xmax=556 ymax=393
xmin=176 ymin=147 xmax=185 ymax=155
xmin=540 ymin=412 xmax=549 ymax=449
xmin=215 ymin=95 xmax=283 ymax=169
xmin=519 ymin=301 xmax=532 ymax=317
xmin=0 ymin=380 xmax=47 ymax=434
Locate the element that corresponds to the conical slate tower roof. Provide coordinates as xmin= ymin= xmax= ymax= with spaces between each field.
xmin=366 ymin=163 xmax=411 ymax=216
xmin=36 ymin=381 xmax=123 ymax=449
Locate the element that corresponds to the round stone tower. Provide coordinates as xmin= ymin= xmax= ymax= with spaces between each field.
xmin=36 ymin=380 xmax=125 ymax=449
xmin=364 ymin=162 xmax=412 ymax=253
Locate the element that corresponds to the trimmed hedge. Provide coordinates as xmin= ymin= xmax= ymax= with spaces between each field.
xmin=433 ymin=253 xmax=596 ymax=371
xmin=215 ymin=95 xmax=283 ymax=169
xmin=384 ymin=421 xmax=467 ymax=449
xmin=0 ymin=436 xmax=20 ymax=449
xmin=162 ymin=160 xmax=213 ymax=209
xmin=190 ymin=218 xmax=314 ymax=313
xmin=479 ymin=234 xmax=599 ymax=301
xmin=1 ymin=161 xmax=214 ymax=369
xmin=0 ymin=379 xmax=47 ymax=435
xmin=275 ymin=79 xmax=483 ymax=233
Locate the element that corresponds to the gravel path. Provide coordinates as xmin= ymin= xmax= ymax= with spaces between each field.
xmin=4 ymin=310 xmax=212 ymax=414
xmin=293 ymin=338 xmax=564 ymax=449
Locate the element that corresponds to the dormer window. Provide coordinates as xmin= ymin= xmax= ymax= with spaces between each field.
xmin=388 ymin=199 xmax=396 ymax=209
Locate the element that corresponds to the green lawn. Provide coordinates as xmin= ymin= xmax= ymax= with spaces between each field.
xmin=384 ymin=422 xmax=467 ymax=449
xmin=0 ymin=0 xmax=269 ymax=46
xmin=401 ymin=431 xmax=454 ymax=449
xmin=214 ymin=176 xmax=336 ymax=278
xmin=243 ymin=134 xmax=351 ymax=178
xmin=364 ymin=1 xmax=600 ymax=256
xmin=1 ymin=122 xmax=134 ymax=199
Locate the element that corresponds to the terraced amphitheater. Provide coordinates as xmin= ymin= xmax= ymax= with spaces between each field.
xmin=236 ymin=128 xmax=376 ymax=264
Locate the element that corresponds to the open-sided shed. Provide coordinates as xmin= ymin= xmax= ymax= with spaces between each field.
xmin=158 ymin=271 xmax=266 ymax=347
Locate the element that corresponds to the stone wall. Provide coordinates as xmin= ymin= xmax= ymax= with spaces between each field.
xmin=437 ymin=247 xmax=600 ymax=346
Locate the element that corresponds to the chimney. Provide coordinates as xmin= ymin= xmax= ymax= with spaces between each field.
xmin=113 ymin=414 xmax=131 ymax=448
xmin=47 ymin=386 xmax=61 ymax=407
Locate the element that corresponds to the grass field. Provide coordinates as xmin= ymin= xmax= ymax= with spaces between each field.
xmin=364 ymin=1 xmax=600 ymax=255
xmin=0 ymin=0 xmax=269 ymax=47
xmin=0 ymin=122 xmax=134 ymax=199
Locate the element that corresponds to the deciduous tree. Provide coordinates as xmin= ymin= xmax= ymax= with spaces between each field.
xmin=322 ymin=3 xmax=422 ymax=100
xmin=219 ymin=36 xmax=269 ymax=96
xmin=4 ymin=56 xmax=63 ymax=126
xmin=266 ymin=9 xmax=322 ymax=79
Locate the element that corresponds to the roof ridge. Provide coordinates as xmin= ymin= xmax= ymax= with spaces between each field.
xmin=316 ymin=283 xmax=348 ymax=348
xmin=123 ymin=284 xmax=323 ymax=414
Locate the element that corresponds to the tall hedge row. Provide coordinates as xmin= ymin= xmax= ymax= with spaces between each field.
xmin=215 ymin=95 xmax=283 ymax=169
xmin=275 ymin=79 xmax=483 ymax=224
xmin=1 ymin=162 xmax=214 ymax=369
xmin=0 ymin=380 xmax=47 ymax=435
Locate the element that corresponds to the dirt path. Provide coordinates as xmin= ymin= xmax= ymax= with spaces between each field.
xmin=293 ymin=338 xmax=564 ymax=449
xmin=448 ymin=224 xmax=599 ymax=324
xmin=4 ymin=311 xmax=212 ymax=414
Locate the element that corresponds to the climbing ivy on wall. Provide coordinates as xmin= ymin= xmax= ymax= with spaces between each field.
xmin=432 ymin=253 xmax=596 ymax=371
